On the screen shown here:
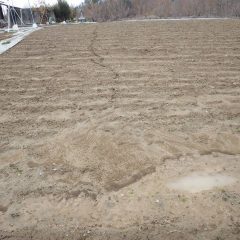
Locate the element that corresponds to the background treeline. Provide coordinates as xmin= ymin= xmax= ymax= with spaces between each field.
xmin=53 ymin=0 xmax=72 ymax=21
xmin=82 ymin=0 xmax=240 ymax=21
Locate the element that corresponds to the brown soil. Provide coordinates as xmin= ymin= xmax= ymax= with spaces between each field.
xmin=0 ymin=19 xmax=240 ymax=240
xmin=0 ymin=32 xmax=13 ymax=41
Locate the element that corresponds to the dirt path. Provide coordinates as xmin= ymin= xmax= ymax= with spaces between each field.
xmin=0 ymin=20 xmax=240 ymax=239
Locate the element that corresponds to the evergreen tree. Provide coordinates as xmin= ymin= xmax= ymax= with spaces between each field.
xmin=53 ymin=0 xmax=71 ymax=22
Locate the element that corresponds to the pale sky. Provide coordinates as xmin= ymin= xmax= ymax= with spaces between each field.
xmin=1 ymin=0 xmax=84 ymax=8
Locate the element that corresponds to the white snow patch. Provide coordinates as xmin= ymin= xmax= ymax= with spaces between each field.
xmin=0 ymin=27 xmax=40 ymax=54
xmin=168 ymin=172 xmax=237 ymax=193
xmin=125 ymin=17 xmax=232 ymax=22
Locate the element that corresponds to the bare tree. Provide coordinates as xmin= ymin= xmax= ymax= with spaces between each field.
xmin=82 ymin=0 xmax=240 ymax=22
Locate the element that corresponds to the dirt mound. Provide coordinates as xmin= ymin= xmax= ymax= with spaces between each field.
xmin=33 ymin=123 xmax=156 ymax=191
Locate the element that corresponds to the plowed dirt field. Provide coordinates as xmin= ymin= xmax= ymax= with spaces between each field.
xmin=0 ymin=19 xmax=240 ymax=239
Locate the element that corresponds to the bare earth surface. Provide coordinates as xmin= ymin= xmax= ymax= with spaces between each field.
xmin=0 ymin=32 xmax=13 ymax=42
xmin=0 ymin=20 xmax=240 ymax=239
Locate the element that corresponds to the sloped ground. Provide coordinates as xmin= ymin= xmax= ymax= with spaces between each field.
xmin=0 ymin=28 xmax=40 ymax=54
xmin=0 ymin=20 xmax=240 ymax=239
xmin=0 ymin=32 xmax=13 ymax=41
